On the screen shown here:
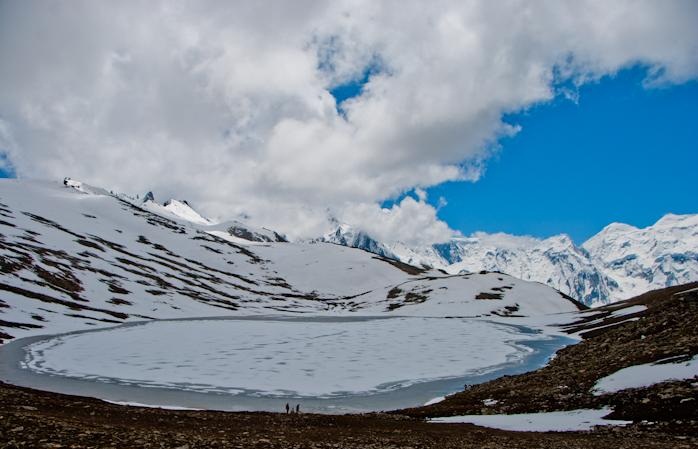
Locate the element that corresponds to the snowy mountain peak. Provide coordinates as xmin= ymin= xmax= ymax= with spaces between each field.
xmin=654 ymin=213 xmax=698 ymax=229
xmin=580 ymin=213 xmax=698 ymax=301
xmin=161 ymin=199 xmax=211 ymax=225
xmin=137 ymin=195 xmax=211 ymax=226
xmin=597 ymin=222 xmax=639 ymax=235
xmin=319 ymin=223 xmax=396 ymax=259
xmin=543 ymin=234 xmax=576 ymax=248
xmin=317 ymin=213 xmax=698 ymax=306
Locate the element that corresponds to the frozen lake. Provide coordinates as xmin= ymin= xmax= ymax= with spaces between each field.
xmin=0 ymin=316 xmax=574 ymax=413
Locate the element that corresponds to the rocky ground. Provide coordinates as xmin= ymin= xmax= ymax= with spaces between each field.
xmin=1 ymin=283 xmax=697 ymax=448
xmin=0 ymin=382 xmax=694 ymax=449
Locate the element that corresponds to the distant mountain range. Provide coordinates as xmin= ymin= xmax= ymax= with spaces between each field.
xmin=124 ymin=183 xmax=698 ymax=307
xmin=317 ymin=214 xmax=698 ymax=306
xmin=50 ymin=178 xmax=698 ymax=307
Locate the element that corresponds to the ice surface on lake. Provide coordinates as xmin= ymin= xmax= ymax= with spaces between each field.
xmin=24 ymin=317 xmax=543 ymax=397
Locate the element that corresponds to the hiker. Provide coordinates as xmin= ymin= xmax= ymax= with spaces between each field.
xmin=285 ymin=403 xmax=290 ymax=414
xmin=295 ymin=404 xmax=300 ymax=414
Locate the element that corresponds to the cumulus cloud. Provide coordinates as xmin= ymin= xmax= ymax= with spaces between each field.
xmin=0 ymin=0 xmax=696 ymax=243
xmin=339 ymin=194 xmax=458 ymax=245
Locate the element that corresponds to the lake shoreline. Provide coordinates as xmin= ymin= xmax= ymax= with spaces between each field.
xmin=0 ymin=316 xmax=575 ymax=414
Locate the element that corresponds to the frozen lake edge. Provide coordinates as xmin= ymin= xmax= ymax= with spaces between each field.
xmin=0 ymin=316 xmax=576 ymax=414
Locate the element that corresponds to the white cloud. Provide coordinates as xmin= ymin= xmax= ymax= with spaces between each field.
xmin=0 ymin=0 xmax=696 ymax=241
xmin=339 ymin=196 xmax=457 ymax=246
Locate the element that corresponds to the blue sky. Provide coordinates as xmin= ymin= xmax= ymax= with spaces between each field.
xmin=0 ymin=154 xmax=13 ymax=178
xmin=379 ymin=66 xmax=698 ymax=243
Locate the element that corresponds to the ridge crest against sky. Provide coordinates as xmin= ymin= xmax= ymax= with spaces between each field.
xmin=0 ymin=1 xmax=697 ymax=244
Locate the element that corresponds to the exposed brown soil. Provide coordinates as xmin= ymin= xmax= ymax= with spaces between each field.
xmin=371 ymin=255 xmax=428 ymax=276
xmin=475 ymin=292 xmax=504 ymax=300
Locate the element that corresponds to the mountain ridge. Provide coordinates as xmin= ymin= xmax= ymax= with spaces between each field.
xmin=319 ymin=213 xmax=698 ymax=306
xmin=51 ymin=178 xmax=698 ymax=307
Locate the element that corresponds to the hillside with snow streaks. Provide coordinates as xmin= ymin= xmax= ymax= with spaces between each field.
xmin=0 ymin=180 xmax=581 ymax=343
xmin=320 ymin=214 xmax=698 ymax=306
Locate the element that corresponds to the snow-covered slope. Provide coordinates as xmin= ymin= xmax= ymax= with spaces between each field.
xmin=0 ymin=179 xmax=582 ymax=343
xmin=320 ymin=214 xmax=698 ymax=306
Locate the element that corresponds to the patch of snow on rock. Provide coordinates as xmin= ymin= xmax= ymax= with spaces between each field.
xmin=429 ymin=407 xmax=631 ymax=431
xmin=593 ymin=354 xmax=698 ymax=395
xmin=424 ymin=396 xmax=445 ymax=406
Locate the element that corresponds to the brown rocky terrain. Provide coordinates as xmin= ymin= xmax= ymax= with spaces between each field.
xmin=0 ymin=381 xmax=694 ymax=449
xmin=1 ymin=283 xmax=697 ymax=448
